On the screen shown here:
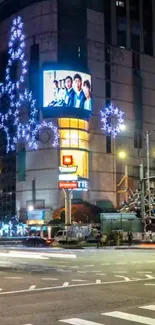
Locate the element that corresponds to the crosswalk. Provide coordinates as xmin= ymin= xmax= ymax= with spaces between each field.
xmin=59 ymin=304 xmax=155 ymax=325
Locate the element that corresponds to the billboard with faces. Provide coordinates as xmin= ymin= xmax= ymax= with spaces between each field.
xmin=42 ymin=69 xmax=92 ymax=119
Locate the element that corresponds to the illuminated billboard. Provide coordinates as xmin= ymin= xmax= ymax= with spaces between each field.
xmin=42 ymin=69 xmax=92 ymax=119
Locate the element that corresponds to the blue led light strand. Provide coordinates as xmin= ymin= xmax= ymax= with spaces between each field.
xmin=0 ymin=16 xmax=59 ymax=153
xmin=100 ymin=102 xmax=125 ymax=138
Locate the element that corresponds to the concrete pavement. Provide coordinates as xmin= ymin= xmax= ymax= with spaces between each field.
xmin=0 ymin=249 xmax=155 ymax=324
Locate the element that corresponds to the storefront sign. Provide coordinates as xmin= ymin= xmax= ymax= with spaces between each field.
xmin=59 ymin=166 xmax=77 ymax=173
xmin=58 ymin=181 xmax=78 ymax=189
xmin=59 ymin=174 xmax=78 ymax=181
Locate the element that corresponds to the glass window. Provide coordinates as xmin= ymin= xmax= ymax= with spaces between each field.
xmin=59 ymin=118 xmax=70 ymax=128
xmin=70 ymin=119 xmax=78 ymax=128
xmin=106 ymin=135 xmax=111 ymax=153
xmin=59 ymin=129 xmax=89 ymax=149
xmin=59 ymin=118 xmax=89 ymax=131
xmin=60 ymin=149 xmax=89 ymax=178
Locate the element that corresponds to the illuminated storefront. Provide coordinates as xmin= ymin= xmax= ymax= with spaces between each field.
xmin=59 ymin=118 xmax=89 ymax=180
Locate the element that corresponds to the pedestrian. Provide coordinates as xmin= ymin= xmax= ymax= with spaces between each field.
xmin=128 ymin=231 xmax=133 ymax=246
xmin=96 ymin=231 xmax=102 ymax=248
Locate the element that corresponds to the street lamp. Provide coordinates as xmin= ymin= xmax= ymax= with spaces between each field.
xmin=27 ymin=205 xmax=34 ymax=212
xmin=117 ymin=150 xmax=127 ymax=160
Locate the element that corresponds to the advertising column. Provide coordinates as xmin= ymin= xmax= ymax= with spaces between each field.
xmin=42 ymin=68 xmax=92 ymax=223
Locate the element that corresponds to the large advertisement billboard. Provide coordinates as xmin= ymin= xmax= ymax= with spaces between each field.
xmin=42 ymin=69 xmax=92 ymax=119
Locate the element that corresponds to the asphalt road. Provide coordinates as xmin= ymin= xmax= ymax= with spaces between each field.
xmin=1 ymin=249 xmax=155 ymax=324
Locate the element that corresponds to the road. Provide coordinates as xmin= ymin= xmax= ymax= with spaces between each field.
xmin=0 ymin=248 xmax=155 ymax=324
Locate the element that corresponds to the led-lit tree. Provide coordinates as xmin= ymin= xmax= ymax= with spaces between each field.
xmin=0 ymin=16 xmax=59 ymax=153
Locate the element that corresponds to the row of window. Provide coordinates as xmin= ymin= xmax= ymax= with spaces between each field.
xmin=59 ymin=118 xmax=89 ymax=131
xmin=59 ymin=129 xmax=89 ymax=150
xmin=116 ymin=0 xmax=153 ymax=55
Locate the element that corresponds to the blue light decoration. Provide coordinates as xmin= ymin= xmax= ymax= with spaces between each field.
xmin=0 ymin=16 xmax=59 ymax=153
xmin=100 ymin=102 xmax=125 ymax=138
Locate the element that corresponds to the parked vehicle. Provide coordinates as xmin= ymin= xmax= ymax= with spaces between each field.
xmin=22 ymin=237 xmax=49 ymax=247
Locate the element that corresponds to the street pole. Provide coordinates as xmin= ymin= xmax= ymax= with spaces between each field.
xmin=146 ymin=131 xmax=152 ymax=220
xmin=140 ymin=161 xmax=145 ymax=237
xmin=63 ymin=189 xmax=72 ymax=225
xmin=125 ymin=164 xmax=128 ymax=203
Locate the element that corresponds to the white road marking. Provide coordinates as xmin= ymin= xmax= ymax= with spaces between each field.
xmin=112 ymin=271 xmax=128 ymax=273
xmin=91 ymin=271 xmax=101 ymax=273
xmin=0 ymin=276 xmax=154 ymax=295
xmin=42 ymin=278 xmax=58 ymax=281
xmin=70 ymin=266 xmax=79 ymax=269
xmin=140 ymin=305 xmax=155 ymax=311
xmin=97 ymin=274 xmax=106 ymax=276
xmin=62 ymin=282 xmax=69 ymax=287
xmin=72 ymin=279 xmax=87 ymax=282
xmin=29 ymin=285 xmax=36 ymax=290
xmin=116 ymin=262 xmax=127 ymax=265
xmin=77 ymin=271 xmax=87 ymax=274
xmin=0 ymin=252 xmax=48 ymax=260
xmin=136 ymin=271 xmax=152 ymax=274
xmin=145 ymin=275 xmax=154 ymax=279
xmin=84 ymin=265 xmax=94 ymax=267
xmin=60 ymin=318 xmax=103 ymax=325
xmin=115 ymin=275 xmax=131 ymax=281
xmin=146 ymin=261 xmax=155 ymax=263
xmin=131 ymin=261 xmax=141 ymax=264
xmin=103 ymin=311 xmax=155 ymax=324
xmin=145 ymin=283 xmax=155 ymax=286
xmin=5 ymin=277 xmax=23 ymax=279
xmin=96 ymin=280 xmax=101 ymax=284
xmin=101 ymin=263 xmax=110 ymax=266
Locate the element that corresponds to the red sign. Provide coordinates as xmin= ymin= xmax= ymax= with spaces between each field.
xmin=63 ymin=155 xmax=73 ymax=166
xmin=58 ymin=181 xmax=78 ymax=189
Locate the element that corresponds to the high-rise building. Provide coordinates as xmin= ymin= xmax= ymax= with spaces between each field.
xmin=0 ymin=0 xmax=154 ymax=221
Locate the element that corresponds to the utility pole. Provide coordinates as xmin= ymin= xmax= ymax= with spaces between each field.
xmin=140 ymin=161 xmax=145 ymax=236
xmin=146 ymin=131 xmax=152 ymax=220
xmin=63 ymin=189 xmax=72 ymax=225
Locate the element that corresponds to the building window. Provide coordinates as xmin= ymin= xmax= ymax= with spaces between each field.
xmin=59 ymin=118 xmax=89 ymax=131
xmin=116 ymin=1 xmax=125 ymax=7
xmin=60 ymin=129 xmax=89 ymax=150
xmin=134 ymin=131 xmax=142 ymax=149
xmin=117 ymin=30 xmax=126 ymax=47
xmin=105 ymin=63 xmax=111 ymax=80
xmin=105 ymin=82 xmax=111 ymax=98
xmin=104 ymin=2 xmax=111 ymax=44
xmin=143 ymin=0 xmax=153 ymax=56
xmin=58 ymin=0 xmax=87 ymax=67
xmin=132 ymin=52 xmax=140 ymax=70
xmin=106 ymin=135 xmax=112 ymax=153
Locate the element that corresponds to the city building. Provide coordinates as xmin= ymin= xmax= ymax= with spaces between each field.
xmin=0 ymin=0 xmax=154 ymax=221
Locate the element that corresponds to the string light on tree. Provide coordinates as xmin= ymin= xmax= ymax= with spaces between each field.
xmin=0 ymin=16 xmax=59 ymax=153
xmin=100 ymin=102 xmax=125 ymax=138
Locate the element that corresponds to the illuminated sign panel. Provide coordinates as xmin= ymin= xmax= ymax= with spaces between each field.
xmin=59 ymin=174 xmax=78 ymax=181
xmin=63 ymin=155 xmax=73 ymax=166
xmin=60 ymin=150 xmax=89 ymax=179
xmin=42 ymin=69 xmax=92 ymax=119
xmin=58 ymin=181 xmax=78 ymax=189
xmin=59 ymin=166 xmax=77 ymax=173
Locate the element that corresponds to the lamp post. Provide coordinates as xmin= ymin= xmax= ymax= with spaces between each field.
xmin=146 ymin=131 xmax=151 ymax=221
xmin=117 ymin=150 xmax=128 ymax=203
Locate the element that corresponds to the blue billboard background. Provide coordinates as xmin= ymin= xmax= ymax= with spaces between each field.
xmin=42 ymin=69 xmax=92 ymax=119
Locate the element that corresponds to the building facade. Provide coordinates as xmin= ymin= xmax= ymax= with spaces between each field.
xmin=0 ymin=0 xmax=154 ymax=220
